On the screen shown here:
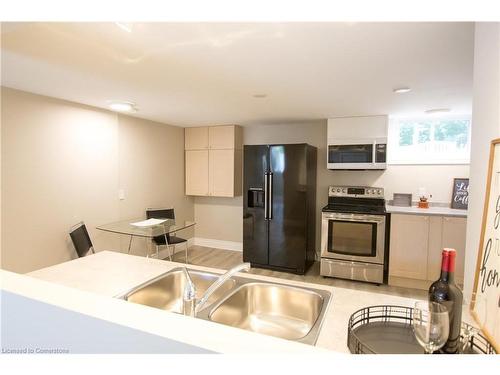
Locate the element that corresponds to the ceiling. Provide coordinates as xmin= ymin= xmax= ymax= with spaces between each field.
xmin=1 ymin=22 xmax=474 ymax=127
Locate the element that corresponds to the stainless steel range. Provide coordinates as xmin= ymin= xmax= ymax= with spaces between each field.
xmin=320 ymin=186 xmax=388 ymax=284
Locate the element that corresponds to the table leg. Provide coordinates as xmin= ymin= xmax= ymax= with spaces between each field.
xmin=163 ymin=233 xmax=172 ymax=261
xmin=127 ymin=235 xmax=133 ymax=254
xmin=146 ymin=237 xmax=152 ymax=258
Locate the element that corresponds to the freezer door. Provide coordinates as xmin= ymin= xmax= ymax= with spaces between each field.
xmin=243 ymin=145 xmax=269 ymax=265
xmin=268 ymin=144 xmax=307 ymax=270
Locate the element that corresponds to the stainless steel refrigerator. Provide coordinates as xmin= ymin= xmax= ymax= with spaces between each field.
xmin=243 ymin=144 xmax=317 ymax=274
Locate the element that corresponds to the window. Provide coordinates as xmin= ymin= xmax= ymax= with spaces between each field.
xmin=388 ymin=116 xmax=471 ymax=164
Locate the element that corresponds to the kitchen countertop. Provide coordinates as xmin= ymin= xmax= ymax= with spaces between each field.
xmin=386 ymin=204 xmax=468 ymax=217
xmin=11 ymin=251 xmax=426 ymax=353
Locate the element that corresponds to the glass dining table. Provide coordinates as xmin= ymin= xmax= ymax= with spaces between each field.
xmin=96 ymin=218 xmax=196 ymax=261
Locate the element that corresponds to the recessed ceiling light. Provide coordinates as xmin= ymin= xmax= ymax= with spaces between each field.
xmin=393 ymin=87 xmax=412 ymax=94
xmin=425 ymin=108 xmax=451 ymax=114
xmin=253 ymin=94 xmax=267 ymax=98
xmin=108 ymin=101 xmax=137 ymax=113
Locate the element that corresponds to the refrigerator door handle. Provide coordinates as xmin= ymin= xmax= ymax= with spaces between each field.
xmin=269 ymin=172 xmax=273 ymax=220
xmin=264 ymin=172 xmax=269 ymax=220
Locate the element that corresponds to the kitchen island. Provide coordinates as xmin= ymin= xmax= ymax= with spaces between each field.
xmin=3 ymin=251 xmax=425 ymax=353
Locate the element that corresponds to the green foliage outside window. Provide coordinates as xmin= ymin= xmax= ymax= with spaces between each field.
xmin=398 ymin=119 xmax=469 ymax=148
xmin=433 ymin=119 xmax=469 ymax=148
xmin=418 ymin=124 xmax=431 ymax=144
xmin=399 ymin=125 xmax=414 ymax=146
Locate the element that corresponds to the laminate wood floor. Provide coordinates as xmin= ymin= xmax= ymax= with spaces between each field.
xmin=171 ymin=245 xmax=427 ymax=300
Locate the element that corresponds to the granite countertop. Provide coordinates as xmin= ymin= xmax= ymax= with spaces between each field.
xmin=23 ymin=251 xmax=426 ymax=353
xmin=386 ymin=204 xmax=468 ymax=217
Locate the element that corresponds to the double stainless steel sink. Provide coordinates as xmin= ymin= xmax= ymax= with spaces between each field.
xmin=117 ymin=267 xmax=331 ymax=345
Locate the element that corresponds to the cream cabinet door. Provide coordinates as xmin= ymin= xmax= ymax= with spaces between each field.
xmin=427 ymin=216 xmax=444 ymax=281
xmin=209 ymin=125 xmax=236 ymax=149
xmin=389 ymin=214 xmax=430 ymax=280
xmin=185 ymin=127 xmax=209 ymax=150
xmin=440 ymin=216 xmax=467 ymax=284
xmin=209 ymin=149 xmax=235 ymax=197
xmin=185 ymin=150 xmax=209 ymax=196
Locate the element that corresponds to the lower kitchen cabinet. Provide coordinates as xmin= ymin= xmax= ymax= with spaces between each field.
xmin=389 ymin=213 xmax=467 ymax=290
xmin=427 ymin=216 xmax=467 ymax=285
xmin=389 ymin=214 xmax=430 ymax=280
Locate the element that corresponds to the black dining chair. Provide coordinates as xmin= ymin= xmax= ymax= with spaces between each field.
xmin=69 ymin=222 xmax=95 ymax=258
xmin=146 ymin=208 xmax=189 ymax=263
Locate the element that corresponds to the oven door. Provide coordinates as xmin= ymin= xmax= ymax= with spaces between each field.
xmin=321 ymin=212 xmax=386 ymax=264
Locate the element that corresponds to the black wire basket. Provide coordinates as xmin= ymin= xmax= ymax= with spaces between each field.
xmin=347 ymin=305 xmax=496 ymax=354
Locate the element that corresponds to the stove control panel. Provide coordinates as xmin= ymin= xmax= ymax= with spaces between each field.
xmin=328 ymin=186 xmax=385 ymax=199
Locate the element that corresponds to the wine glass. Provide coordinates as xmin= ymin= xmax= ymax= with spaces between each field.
xmin=413 ymin=301 xmax=450 ymax=354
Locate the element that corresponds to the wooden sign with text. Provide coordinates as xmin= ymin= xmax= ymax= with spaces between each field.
xmin=451 ymin=178 xmax=469 ymax=210
xmin=472 ymin=138 xmax=500 ymax=352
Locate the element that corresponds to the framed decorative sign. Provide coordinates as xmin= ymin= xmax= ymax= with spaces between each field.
xmin=471 ymin=138 xmax=500 ymax=352
xmin=451 ymin=178 xmax=469 ymax=210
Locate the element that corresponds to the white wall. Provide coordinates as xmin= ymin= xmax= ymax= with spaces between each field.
xmin=464 ymin=23 xmax=500 ymax=299
xmin=194 ymin=121 xmax=470 ymax=254
xmin=1 ymin=88 xmax=194 ymax=273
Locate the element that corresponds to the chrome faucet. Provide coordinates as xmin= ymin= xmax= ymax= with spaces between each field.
xmin=181 ymin=267 xmax=197 ymax=316
xmin=182 ymin=263 xmax=251 ymax=317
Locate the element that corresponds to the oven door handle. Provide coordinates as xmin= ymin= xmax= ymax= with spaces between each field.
xmin=324 ymin=215 xmax=385 ymax=224
xmin=326 ymin=260 xmax=382 ymax=268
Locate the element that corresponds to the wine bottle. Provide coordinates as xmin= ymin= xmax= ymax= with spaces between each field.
xmin=428 ymin=248 xmax=463 ymax=354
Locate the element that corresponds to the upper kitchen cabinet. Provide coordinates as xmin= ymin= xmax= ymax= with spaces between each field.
xmin=185 ymin=127 xmax=209 ymax=150
xmin=185 ymin=125 xmax=243 ymax=197
xmin=327 ymin=115 xmax=388 ymax=139
xmin=208 ymin=125 xmax=243 ymax=150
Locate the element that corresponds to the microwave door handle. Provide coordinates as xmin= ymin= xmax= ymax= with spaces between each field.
xmin=372 ymin=140 xmax=376 ymax=165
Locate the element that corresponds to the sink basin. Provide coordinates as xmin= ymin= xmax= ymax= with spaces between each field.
xmin=208 ymin=282 xmax=325 ymax=341
xmin=124 ymin=269 xmax=235 ymax=314
xmin=119 ymin=267 xmax=331 ymax=345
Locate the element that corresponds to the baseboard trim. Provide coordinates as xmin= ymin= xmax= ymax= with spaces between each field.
xmin=193 ymin=237 xmax=243 ymax=252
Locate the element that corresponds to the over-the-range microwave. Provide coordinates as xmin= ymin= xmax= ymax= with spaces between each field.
xmin=327 ymin=138 xmax=387 ymax=170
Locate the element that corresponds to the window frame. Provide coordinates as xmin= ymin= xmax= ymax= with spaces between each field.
xmin=387 ymin=115 xmax=472 ymax=165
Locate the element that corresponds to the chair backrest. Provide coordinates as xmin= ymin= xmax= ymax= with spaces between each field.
xmin=69 ymin=222 xmax=94 ymax=258
xmin=146 ymin=208 xmax=175 ymax=220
